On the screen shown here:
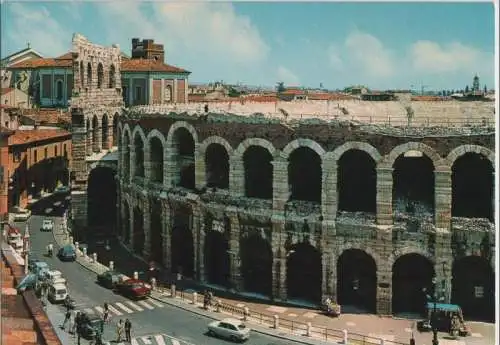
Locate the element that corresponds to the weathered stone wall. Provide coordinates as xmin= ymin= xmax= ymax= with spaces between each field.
xmin=117 ymin=115 xmax=495 ymax=315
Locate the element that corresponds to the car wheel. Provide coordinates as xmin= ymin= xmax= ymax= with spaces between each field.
xmin=230 ymin=335 xmax=239 ymax=342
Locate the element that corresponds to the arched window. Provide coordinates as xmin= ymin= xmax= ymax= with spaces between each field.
xmin=97 ymin=63 xmax=104 ymax=89
xmin=108 ymin=64 xmax=116 ymax=88
xmin=164 ymin=85 xmax=172 ymax=102
xmin=87 ymin=62 xmax=92 ymax=87
xmin=79 ymin=61 xmax=84 ymax=88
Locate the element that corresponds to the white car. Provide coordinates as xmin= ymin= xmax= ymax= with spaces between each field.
xmin=48 ymin=283 xmax=68 ymax=303
xmin=41 ymin=219 xmax=54 ymax=232
xmin=45 ymin=270 xmax=63 ymax=284
xmin=207 ymin=318 xmax=251 ymax=342
xmin=12 ymin=208 xmax=31 ymax=221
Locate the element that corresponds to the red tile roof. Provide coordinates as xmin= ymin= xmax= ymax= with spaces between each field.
xmin=8 ymin=129 xmax=71 ymax=146
xmin=9 ymin=55 xmax=72 ymax=69
xmin=20 ymin=108 xmax=71 ymax=125
xmin=121 ymin=59 xmax=189 ymax=73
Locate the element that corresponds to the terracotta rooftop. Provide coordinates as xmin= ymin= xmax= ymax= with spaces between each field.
xmin=9 ymin=55 xmax=72 ymax=69
xmin=8 ymin=129 xmax=71 ymax=146
xmin=120 ymin=58 xmax=190 ymax=74
xmin=20 ymin=109 xmax=71 ymax=125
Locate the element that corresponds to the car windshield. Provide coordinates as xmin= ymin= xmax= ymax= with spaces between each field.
xmin=56 ymin=289 xmax=66 ymax=294
xmin=238 ymin=324 xmax=246 ymax=330
xmin=43 ymin=220 xmax=52 ymax=225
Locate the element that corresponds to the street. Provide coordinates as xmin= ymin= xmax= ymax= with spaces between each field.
xmin=22 ymin=194 xmax=318 ymax=345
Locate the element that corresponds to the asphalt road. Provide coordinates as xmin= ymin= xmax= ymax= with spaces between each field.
xmin=22 ymin=194 xmax=304 ymax=345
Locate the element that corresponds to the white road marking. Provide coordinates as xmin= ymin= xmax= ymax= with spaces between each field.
xmin=126 ymin=301 xmax=144 ymax=312
xmin=95 ymin=306 xmax=104 ymax=314
xmin=141 ymin=336 xmax=152 ymax=344
xmin=108 ymin=304 xmax=123 ymax=316
xmin=171 ymin=339 xmax=181 ymax=345
xmin=155 ymin=334 xmax=167 ymax=345
xmin=131 ymin=339 xmax=139 ymax=345
xmin=84 ymin=308 xmax=95 ymax=314
xmin=147 ymin=299 xmax=164 ymax=308
xmin=138 ymin=300 xmax=155 ymax=310
xmin=115 ymin=302 xmax=134 ymax=313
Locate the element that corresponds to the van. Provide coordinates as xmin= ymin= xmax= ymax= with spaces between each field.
xmin=45 ymin=270 xmax=63 ymax=284
xmin=48 ymin=283 xmax=68 ymax=303
xmin=51 ymin=277 xmax=67 ymax=286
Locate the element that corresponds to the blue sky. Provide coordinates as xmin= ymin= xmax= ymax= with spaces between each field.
xmin=1 ymin=1 xmax=495 ymax=90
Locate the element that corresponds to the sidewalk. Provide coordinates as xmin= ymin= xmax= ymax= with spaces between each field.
xmin=54 ymin=228 xmax=494 ymax=345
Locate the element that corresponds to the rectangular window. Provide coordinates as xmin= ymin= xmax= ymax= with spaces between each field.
xmin=44 ymin=148 xmax=48 ymax=159
xmin=13 ymin=151 xmax=21 ymax=163
xmin=55 ymin=145 xmax=58 ymax=156
xmin=34 ymin=150 xmax=38 ymax=163
xmin=474 ymin=286 xmax=484 ymax=298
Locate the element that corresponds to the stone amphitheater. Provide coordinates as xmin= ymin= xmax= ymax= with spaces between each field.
xmin=113 ymin=99 xmax=495 ymax=319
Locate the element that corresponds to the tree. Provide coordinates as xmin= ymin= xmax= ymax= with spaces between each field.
xmin=228 ymin=87 xmax=241 ymax=98
xmin=276 ymin=81 xmax=286 ymax=93
xmin=465 ymin=85 xmax=469 ymax=93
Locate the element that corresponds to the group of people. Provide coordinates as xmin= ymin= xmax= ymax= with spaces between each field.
xmin=203 ymin=290 xmax=214 ymax=310
xmin=60 ymin=302 xmax=132 ymax=344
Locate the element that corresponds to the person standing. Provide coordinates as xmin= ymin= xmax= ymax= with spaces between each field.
xmin=116 ymin=319 xmax=124 ymax=342
xmin=124 ymin=318 xmax=132 ymax=342
xmin=61 ymin=309 xmax=71 ymax=330
xmin=103 ymin=302 xmax=110 ymax=323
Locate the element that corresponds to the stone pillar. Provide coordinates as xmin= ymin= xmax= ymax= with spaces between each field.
xmin=129 ymin=144 xmax=136 ymax=183
xmin=128 ymin=201 xmax=134 ymax=250
xmin=143 ymin=144 xmax=151 ymax=182
xmin=161 ymin=199 xmax=172 ymax=272
xmin=106 ymin=122 xmax=113 ymax=150
xmin=164 ymin=149 xmax=176 ymax=189
xmin=71 ymin=190 xmax=88 ymax=233
xmin=376 ymin=265 xmax=392 ymax=315
xmin=192 ymin=205 xmax=204 ymax=281
xmin=434 ymin=167 xmax=452 ymax=231
xmin=197 ymin=212 xmax=206 ymax=283
xmin=229 ymin=156 xmax=244 ymax=197
xmin=160 ymin=79 xmax=165 ymax=103
xmin=142 ymin=197 xmax=151 ymax=259
xmin=86 ymin=128 xmax=93 ymax=156
xmin=227 ymin=207 xmax=243 ymax=290
xmin=271 ymin=215 xmax=287 ymax=300
xmin=92 ymin=126 xmax=102 ymax=153
xmin=194 ymin=146 xmax=205 ymax=190
xmin=434 ymin=232 xmax=453 ymax=303
xmin=322 ymin=250 xmax=335 ymax=301
xmin=173 ymin=79 xmax=178 ymax=103
xmin=322 ymin=160 xmax=337 ymax=223
xmin=376 ymin=166 xmax=393 ymax=225
xmin=272 ymin=158 xmax=288 ymax=212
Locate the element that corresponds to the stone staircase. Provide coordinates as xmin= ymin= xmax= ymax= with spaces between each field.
xmin=1 ymin=258 xmax=38 ymax=345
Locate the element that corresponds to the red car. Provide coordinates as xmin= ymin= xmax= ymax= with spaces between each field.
xmin=114 ymin=279 xmax=152 ymax=299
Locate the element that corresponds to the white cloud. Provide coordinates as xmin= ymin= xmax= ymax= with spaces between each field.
xmin=410 ymin=41 xmax=493 ymax=75
xmin=277 ymin=66 xmax=300 ymax=86
xmin=6 ymin=3 xmax=69 ymax=56
xmin=327 ymin=44 xmax=343 ymax=70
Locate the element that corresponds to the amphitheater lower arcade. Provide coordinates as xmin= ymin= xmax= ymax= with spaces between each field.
xmin=104 ymin=118 xmax=495 ymax=320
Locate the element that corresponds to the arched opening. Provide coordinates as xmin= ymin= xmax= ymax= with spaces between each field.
xmin=108 ymin=64 xmax=116 ymax=88
xmin=392 ymin=253 xmax=435 ymax=315
xmin=87 ymin=167 xmax=117 ymax=234
xmin=122 ymin=132 xmax=130 ymax=180
xmin=452 ymin=153 xmax=493 ymax=220
xmin=392 ymin=153 xmax=435 ymax=219
xmin=243 ymin=146 xmax=273 ymax=199
xmin=97 ymin=63 xmax=104 ymax=89
xmin=288 ymin=147 xmax=322 ymax=203
xmin=87 ymin=62 xmax=92 ymax=87
xmin=164 ymin=85 xmax=172 ymax=102
xmin=133 ymin=206 xmax=144 ymax=255
xmin=86 ymin=118 xmax=92 ymax=156
xmin=451 ymin=256 xmax=494 ymax=321
xmin=286 ymin=242 xmax=322 ymax=303
xmin=79 ymin=61 xmax=84 ymax=88
xmin=338 ymin=150 xmax=376 ymax=213
xmin=205 ymin=143 xmax=229 ymax=189
xmin=337 ymin=249 xmax=377 ymax=313
xmin=122 ymin=201 xmax=130 ymax=243
xmin=92 ymin=115 xmax=99 ymax=153
xmin=150 ymin=137 xmax=164 ymax=183
xmin=101 ymin=114 xmax=109 ymax=150
xmin=240 ymin=233 xmax=272 ymax=297
xmin=204 ymin=221 xmax=230 ymax=286
xmin=112 ymin=113 xmax=119 ymax=147
xmin=171 ymin=208 xmax=194 ymax=278
xmin=56 ymin=80 xmax=63 ymax=101
xmin=150 ymin=201 xmax=163 ymax=265
xmin=172 ymin=128 xmax=195 ymax=189
xmin=134 ymin=133 xmax=144 ymax=177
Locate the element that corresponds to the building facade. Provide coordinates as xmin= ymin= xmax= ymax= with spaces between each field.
xmin=112 ymin=113 xmax=495 ymax=320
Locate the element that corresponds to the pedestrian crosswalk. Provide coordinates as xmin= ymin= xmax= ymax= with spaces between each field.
xmin=130 ymin=333 xmax=195 ymax=345
xmin=76 ymin=298 xmax=164 ymax=317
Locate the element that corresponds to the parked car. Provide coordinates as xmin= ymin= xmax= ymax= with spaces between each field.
xmin=41 ymin=219 xmax=54 ymax=232
xmin=115 ymin=278 xmax=152 ymax=299
xmin=48 ymin=282 xmax=68 ymax=303
xmin=207 ymin=318 xmax=251 ymax=342
xmin=79 ymin=312 xmax=104 ymax=339
xmin=45 ymin=270 xmax=63 ymax=284
xmin=28 ymin=257 xmax=41 ymax=272
xmin=12 ymin=207 xmax=31 ymax=221
xmin=32 ymin=261 xmax=50 ymax=279
xmin=97 ymin=270 xmax=125 ymax=289
xmin=57 ymin=245 xmax=76 ymax=262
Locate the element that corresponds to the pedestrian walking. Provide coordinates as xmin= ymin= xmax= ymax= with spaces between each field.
xmin=116 ymin=319 xmax=124 ymax=342
xmin=75 ymin=312 xmax=82 ymax=345
xmin=125 ymin=318 xmax=132 ymax=342
xmin=103 ymin=302 xmax=110 ymax=323
xmin=60 ymin=309 xmax=71 ymax=330
xmin=69 ymin=309 xmax=76 ymax=334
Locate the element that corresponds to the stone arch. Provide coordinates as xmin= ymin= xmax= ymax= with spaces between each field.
xmin=446 ymin=145 xmax=495 ymax=168
xmin=199 ymin=136 xmax=234 ymax=156
xmin=385 ymin=142 xmax=442 ymax=168
xmin=388 ymin=247 xmax=434 ymax=269
xmin=286 ymin=241 xmax=322 ymax=303
xmin=131 ymin=125 xmax=147 ymax=146
xmin=108 ymin=64 xmax=116 ymax=88
xmin=97 ymin=63 xmax=104 ymax=88
xmin=121 ymin=123 xmax=133 ymax=146
xmin=92 ymin=114 xmax=100 ymax=153
xmin=166 ymin=121 xmax=199 ymax=146
xmin=101 ymin=113 xmax=109 ymax=149
xmin=233 ymin=138 xmax=277 ymax=159
xmin=132 ymin=126 xmax=146 ymax=178
xmin=79 ymin=61 xmax=84 ymax=88
xmin=147 ymin=129 xmax=167 ymax=184
xmin=112 ymin=113 xmax=119 ymax=147
xmin=328 ymin=141 xmax=382 ymax=164
xmin=337 ymin=243 xmax=382 ymax=268
xmin=146 ymin=129 xmax=167 ymax=154
xmin=87 ymin=62 xmax=92 ymax=86
xmin=282 ymin=138 xmax=325 ymax=160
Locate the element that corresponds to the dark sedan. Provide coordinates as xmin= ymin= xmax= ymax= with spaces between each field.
xmin=96 ymin=270 xmax=124 ymax=289
xmin=79 ymin=312 xmax=103 ymax=339
xmin=57 ymin=245 xmax=76 ymax=262
xmin=115 ymin=278 xmax=152 ymax=299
